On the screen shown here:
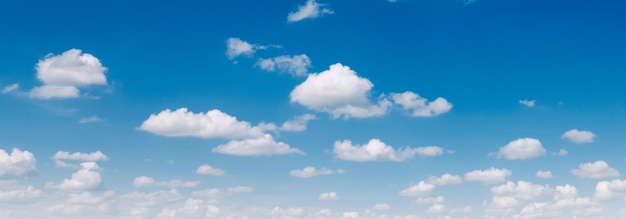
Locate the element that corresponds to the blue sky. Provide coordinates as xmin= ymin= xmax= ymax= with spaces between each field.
xmin=1 ymin=0 xmax=626 ymax=218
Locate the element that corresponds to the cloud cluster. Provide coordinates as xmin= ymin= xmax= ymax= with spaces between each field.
xmin=0 ymin=148 xmax=37 ymax=179
xmin=333 ymin=139 xmax=444 ymax=162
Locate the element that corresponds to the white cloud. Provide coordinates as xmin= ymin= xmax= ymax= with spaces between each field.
xmin=594 ymin=179 xmax=626 ymax=201
xmin=279 ymin=114 xmax=317 ymax=132
xmin=1 ymin=83 xmax=19 ymax=94
xmin=0 ymin=148 xmax=37 ymax=179
xmin=67 ymin=191 xmax=114 ymax=204
xmin=287 ymin=0 xmax=333 ymax=23
xmin=519 ymin=99 xmax=536 ymax=107
xmin=557 ymin=149 xmax=568 ymax=156
xmin=562 ymin=129 xmax=595 ymax=144
xmin=138 ymin=108 xmax=264 ymax=139
xmin=391 ymin=91 xmax=453 ymax=117
xmin=78 ymin=116 xmax=103 ymax=124
xmin=50 ymin=162 xmax=102 ymax=190
xmin=464 ymin=167 xmax=512 ymax=185
xmin=212 ymin=134 xmax=304 ymax=156
xmin=416 ymin=196 xmax=445 ymax=204
xmin=256 ymin=54 xmax=312 ymax=76
xmin=226 ymin=38 xmax=276 ymax=60
xmin=372 ymin=203 xmax=390 ymax=211
xmin=342 ymin=211 xmax=359 ymax=219
xmin=191 ymin=188 xmax=224 ymax=199
xmin=496 ymin=138 xmax=546 ymax=160
xmin=426 ymin=174 xmax=463 ymax=186
xmin=0 ymin=186 xmax=42 ymax=201
xmin=333 ymin=139 xmax=444 ymax=162
xmin=133 ymin=176 xmax=200 ymax=188
xmin=571 ymin=160 xmax=620 ymax=179
xmin=290 ymin=166 xmax=344 ymax=178
xmin=427 ymin=203 xmax=446 ymax=213
xmin=536 ymin=170 xmax=553 ymax=179
xmin=290 ymin=63 xmax=392 ymax=119
xmin=319 ymin=192 xmax=338 ymax=200
xmin=399 ymin=181 xmax=436 ymax=197
xmin=196 ymin=164 xmax=225 ymax=176
xmin=490 ymin=181 xmax=553 ymax=201
xmin=227 ymin=186 xmax=253 ymax=193
xmin=29 ymin=49 xmax=107 ymax=99
xmin=52 ymin=151 xmax=109 ymax=162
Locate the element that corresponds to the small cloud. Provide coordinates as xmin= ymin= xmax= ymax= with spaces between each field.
xmin=226 ymin=38 xmax=278 ymax=60
xmin=333 ymin=139 xmax=444 ymax=162
xmin=48 ymin=162 xmax=102 ymax=190
xmin=256 ymin=54 xmax=312 ymax=77
xmin=0 ymin=148 xmax=37 ymax=179
xmin=279 ymin=114 xmax=317 ymax=132
xmin=287 ymin=0 xmax=333 ymax=23
xmin=496 ymin=138 xmax=546 ymax=160
xmin=519 ymin=99 xmax=536 ymax=107
xmin=372 ymin=203 xmax=390 ymax=211
xmin=398 ymin=181 xmax=435 ymax=197
xmin=78 ymin=116 xmax=103 ymax=124
xmin=562 ymin=129 xmax=595 ymax=144
xmin=318 ymin=192 xmax=338 ymax=200
xmin=557 ymin=149 xmax=568 ymax=156
xmin=212 ymin=134 xmax=304 ymax=156
xmin=290 ymin=166 xmax=344 ymax=178
xmin=227 ymin=186 xmax=253 ymax=193
xmin=464 ymin=167 xmax=511 ymax=185
xmin=133 ymin=176 xmax=200 ymax=188
xmin=536 ymin=170 xmax=553 ymax=179
xmin=571 ymin=160 xmax=620 ymax=179
xmin=426 ymin=174 xmax=463 ymax=186
xmin=391 ymin=91 xmax=453 ymax=117
xmin=1 ymin=83 xmax=19 ymax=94
xmin=196 ymin=164 xmax=225 ymax=176
xmin=52 ymin=151 xmax=109 ymax=162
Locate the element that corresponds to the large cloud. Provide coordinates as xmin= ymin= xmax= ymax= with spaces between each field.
xmin=464 ymin=167 xmax=512 ymax=185
xmin=287 ymin=0 xmax=333 ymax=23
xmin=390 ymin=91 xmax=452 ymax=117
xmin=0 ymin=148 xmax=37 ymax=179
xmin=496 ymin=138 xmax=546 ymax=160
xmin=138 ymin=108 xmax=264 ymax=139
xmin=212 ymin=134 xmax=303 ymax=156
xmin=571 ymin=160 xmax=620 ymax=179
xmin=562 ymin=129 xmax=595 ymax=144
xmin=333 ymin=139 xmax=444 ymax=162
xmin=28 ymin=49 xmax=108 ymax=99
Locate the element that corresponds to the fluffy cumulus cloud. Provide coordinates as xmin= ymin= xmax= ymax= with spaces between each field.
xmin=0 ymin=185 xmax=42 ymax=201
xmin=464 ymin=167 xmax=512 ymax=185
xmin=398 ymin=181 xmax=436 ymax=197
xmin=333 ymin=139 xmax=444 ymax=162
xmin=138 ymin=108 xmax=264 ymax=139
xmin=571 ymin=160 xmax=620 ymax=179
xmin=290 ymin=166 xmax=344 ymax=178
xmin=133 ymin=176 xmax=200 ymax=188
xmin=594 ymin=179 xmax=626 ymax=201
xmin=426 ymin=174 xmax=463 ymax=186
xmin=519 ymin=99 xmax=536 ymax=107
xmin=318 ymin=192 xmax=338 ymax=200
xmin=290 ymin=63 xmax=392 ymax=119
xmin=212 ymin=134 xmax=303 ymax=156
xmin=391 ymin=92 xmax=453 ymax=117
xmin=562 ymin=129 xmax=595 ymax=144
xmin=256 ymin=54 xmax=312 ymax=76
xmin=27 ymin=49 xmax=108 ymax=99
xmin=226 ymin=38 xmax=276 ymax=60
xmin=196 ymin=164 xmax=225 ymax=176
xmin=49 ymin=162 xmax=102 ymax=190
xmin=496 ymin=138 xmax=546 ymax=160
xmin=0 ymin=148 xmax=37 ymax=179
xmin=490 ymin=181 xmax=553 ymax=201
xmin=287 ymin=0 xmax=333 ymax=23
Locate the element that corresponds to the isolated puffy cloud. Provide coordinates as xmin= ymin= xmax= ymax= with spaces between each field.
xmin=519 ymin=99 xmax=536 ymax=107
xmin=333 ymin=139 xmax=444 ymax=162
xmin=426 ymin=174 xmax=463 ymax=186
xmin=1 ymin=83 xmax=19 ymax=94
xmin=133 ymin=176 xmax=200 ymax=188
xmin=226 ymin=38 xmax=277 ymax=60
xmin=496 ymin=138 xmax=546 ymax=160
xmin=562 ymin=129 xmax=595 ymax=144
xmin=490 ymin=181 xmax=553 ymax=201
xmin=571 ymin=160 xmax=620 ymax=179
xmin=279 ymin=114 xmax=317 ymax=132
xmin=290 ymin=63 xmax=392 ymax=119
xmin=594 ymin=179 xmax=626 ymax=201
xmin=318 ymin=192 xmax=338 ymax=200
xmin=0 ymin=186 xmax=42 ymax=201
xmin=257 ymin=54 xmax=312 ymax=76
xmin=391 ymin=92 xmax=452 ymax=117
xmin=287 ymin=0 xmax=333 ymax=22
xmin=0 ymin=148 xmax=37 ymax=179
xmin=464 ymin=167 xmax=512 ymax=185
xmin=398 ymin=181 xmax=435 ymax=197
xmin=50 ymin=162 xmax=102 ymax=190
xmin=290 ymin=166 xmax=344 ymax=178
xmin=212 ymin=134 xmax=303 ymax=156
xmin=29 ymin=49 xmax=107 ymax=99
xmin=536 ymin=170 xmax=553 ymax=179
xmin=138 ymin=108 xmax=264 ymax=139
xmin=196 ymin=165 xmax=225 ymax=176
xmin=52 ymin=151 xmax=109 ymax=161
